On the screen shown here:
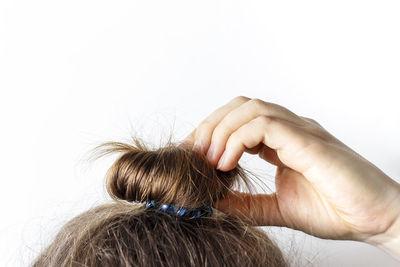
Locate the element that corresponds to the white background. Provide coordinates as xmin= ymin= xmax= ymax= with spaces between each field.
xmin=1 ymin=0 xmax=400 ymax=266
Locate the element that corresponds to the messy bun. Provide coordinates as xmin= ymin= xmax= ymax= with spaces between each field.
xmin=33 ymin=136 xmax=288 ymax=267
xmin=99 ymin=138 xmax=247 ymax=208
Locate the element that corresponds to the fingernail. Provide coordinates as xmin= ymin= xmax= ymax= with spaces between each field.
xmin=216 ymin=153 xmax=226 ymax=170
xmin=206 ymin=144 xmax=215 ymax=161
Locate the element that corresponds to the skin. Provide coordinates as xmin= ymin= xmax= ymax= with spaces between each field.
xmin=182 ymin=96 xmax=400 ymax=260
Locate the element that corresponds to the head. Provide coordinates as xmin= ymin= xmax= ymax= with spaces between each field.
xmin=33 ymin=137 xmax=287 ymax=266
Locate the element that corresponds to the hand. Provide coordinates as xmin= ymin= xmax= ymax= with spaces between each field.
xmin=183 ymin=96 xmax=400 ymax=259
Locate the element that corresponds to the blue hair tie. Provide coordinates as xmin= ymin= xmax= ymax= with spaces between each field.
xmin=145 ymin=200 xmax=213 ymax=219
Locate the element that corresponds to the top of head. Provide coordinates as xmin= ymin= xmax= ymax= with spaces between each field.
xmin=101 ymin=138 xmax=245 ymax=209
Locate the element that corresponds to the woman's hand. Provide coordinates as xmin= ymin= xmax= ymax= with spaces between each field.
xmin=183 ymin=96 xmax=400 ymax=259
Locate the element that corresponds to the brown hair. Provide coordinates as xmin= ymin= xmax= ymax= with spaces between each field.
xmin=33 ymin=137 xmax=287 ymax=267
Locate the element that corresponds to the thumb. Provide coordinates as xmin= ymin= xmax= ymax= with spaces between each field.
xmin=214 ymin=190 xmax=285 ymax=227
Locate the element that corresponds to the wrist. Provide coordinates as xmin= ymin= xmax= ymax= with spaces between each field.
xmin=365 ymin=182 xmax=400 ymax=260
xmin=369 ymin=217 xmax=400 ymax=260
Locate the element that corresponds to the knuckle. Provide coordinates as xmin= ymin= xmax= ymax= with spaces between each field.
xmin=312 ymin=129 xmax=333 ymax=143
xmin=227 ymin=131 xmax=241 ymax=145
xmin=195 ymin=120 xmax=214 ymax=138
xmin=213 ymin=122 xmax=234 ymax=140
xmin=197 ymin=120 xmax=213 ymax=131
xmin=249 ymin=98 xmax=276 ymax=115
xmin=249 ymin=98 xmax=265 ymax=108
xmin=256 ymin=115 xmax=275 ymax=126
xmin=309 ymin=118 xmax=321 ymax=126
xmin=302 ymin=116 xmax=321 ymax=126
xmin=231 ymin=95 xmax=250 ymax=105
xmin=312 ymin=120 xmax=322 ymax=127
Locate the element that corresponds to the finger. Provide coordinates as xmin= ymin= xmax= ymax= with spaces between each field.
xmin=206 ymin=98 xmax=305 ymax=166
xmin=243 ymin=142 xmax=264 ymax=155
xmin=180 ymin=116 xmax=313 ymax=152
xmin=215 ymin=190 xmax=285 ymax=226
xmin=242 ymin=142 xmax=285 ymax=167
xmin=217 ymin=116 xmax=282 ymax=171
xmin=190 ymin=96 xmax=251 ymax=154
xmin=182 ymin=131 xmax=285 ymax=169
xmin=216 ymin=116 xmax=313 ymax=173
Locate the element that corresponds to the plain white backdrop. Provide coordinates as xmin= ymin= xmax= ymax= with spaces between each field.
xmin=1 ymin=1 xmax=400 ymax=266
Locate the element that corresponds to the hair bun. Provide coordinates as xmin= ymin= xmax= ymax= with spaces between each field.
xmin=99 ymin=139 xmax=244 ymax=208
